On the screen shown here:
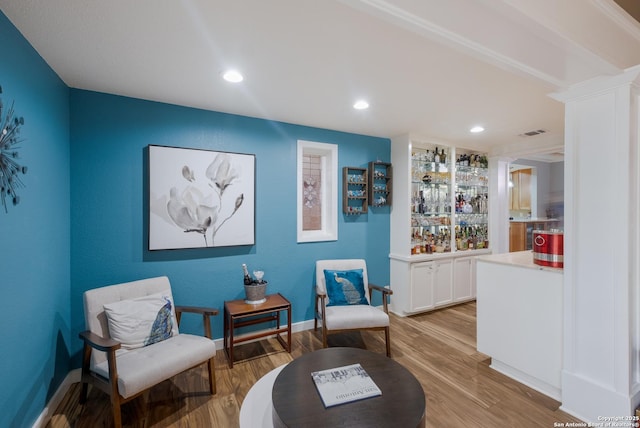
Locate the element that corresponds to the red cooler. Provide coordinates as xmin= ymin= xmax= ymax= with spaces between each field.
xmin=532 ymin=230 xmax=564 ymax=268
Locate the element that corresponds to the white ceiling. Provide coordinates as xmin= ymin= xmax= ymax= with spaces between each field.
xmin=1 ymin=0 xmax=640 ymax=159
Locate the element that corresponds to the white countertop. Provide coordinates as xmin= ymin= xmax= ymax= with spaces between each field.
xmin=476 ymin=251 xmax=563 ymax=273
xmin=389 ymin=248 xmax=492 ymax=262
xmin=509 ymin=218 xmax=559 ymax=223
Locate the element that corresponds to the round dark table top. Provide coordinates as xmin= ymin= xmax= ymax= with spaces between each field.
xmin=272 ymin=347 xmax=426 ymax=428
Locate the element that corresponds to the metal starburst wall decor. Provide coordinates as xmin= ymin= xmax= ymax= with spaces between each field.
xmin=0 ymin=85 xmax=27 ymax=213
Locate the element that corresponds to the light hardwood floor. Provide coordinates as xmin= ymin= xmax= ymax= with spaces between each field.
xmin=46 ymin=302 xmax=582 ymax=427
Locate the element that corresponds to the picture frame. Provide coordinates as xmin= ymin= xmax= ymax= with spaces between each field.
xmin=148 ymin=145 xmax=255 ymax=250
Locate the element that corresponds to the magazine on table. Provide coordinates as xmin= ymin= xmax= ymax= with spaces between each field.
xmin=311 ymin=363 xmax=382 ymax=407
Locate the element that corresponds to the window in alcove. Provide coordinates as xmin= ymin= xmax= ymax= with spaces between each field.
xmin=297 ymin=140 xmax=337 ymax=242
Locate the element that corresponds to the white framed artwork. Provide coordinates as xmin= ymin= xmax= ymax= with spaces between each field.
xmin=148 ymin=145 xmax=255 ymax=250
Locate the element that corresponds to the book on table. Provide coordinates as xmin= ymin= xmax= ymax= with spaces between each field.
xmin=310 ymin=363 xmax=382 ymax=407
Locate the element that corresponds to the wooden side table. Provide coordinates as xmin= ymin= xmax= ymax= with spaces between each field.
xmin=223 ymin=293 xmax=292 ymax=368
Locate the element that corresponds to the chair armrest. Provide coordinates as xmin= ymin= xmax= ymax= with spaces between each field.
xmin=315 ymin=292 xmax=327 ymax=308
xmin=315 ymin=292 xmax=327 ymax=329
xmin=79 ymin=330 xmax=121 ymax=398
xmin=368 ymin=283 xmax=392 ymax=314
xmin=368 ymin=283 xmax=393 ymax=295
xmin=175 ymin=305 xmax=219 ymax=316
xmin=175 ymin=305 xmax=219 ymax=339
xmin=79 ymin=330 xmax=121 ymax=352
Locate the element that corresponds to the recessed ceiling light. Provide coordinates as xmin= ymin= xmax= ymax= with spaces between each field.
xmin=353 ymin=100 xmax=369 ymax=110
xmin=470 ymin=126 xmax=485 ymax=133
xmin=223 ymin=70 xmax=243 ymax=83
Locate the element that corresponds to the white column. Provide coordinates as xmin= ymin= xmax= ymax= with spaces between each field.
xmin=551 ymin=65 xmax=640 ymax=422
xmin=488 ymin=156 xmax=512 ymax=254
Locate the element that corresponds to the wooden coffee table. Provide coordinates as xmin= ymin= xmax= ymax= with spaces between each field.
xmin=271 ymin=347 xmax=426 ymax=428
xmin=223 ymin=293 xmax=291 ymax=368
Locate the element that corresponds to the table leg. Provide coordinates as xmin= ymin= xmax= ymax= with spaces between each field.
xmin=287 ymin=304 xmax=292 ymax=352
xmin=229 ymin=315 xmax=235 ymax=368
xmin=223 ymin=307 xmax=228 ymax=352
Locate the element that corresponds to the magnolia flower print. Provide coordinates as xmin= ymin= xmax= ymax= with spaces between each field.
xmin=167 ymin=186 xmax=217 ymax=245
xmin=165 ymin=152 xmax=244 ymax=246
xmin=182 ymin=165 xmax=195 ymax=182
xmin=206 ymin=153 xmax=239 ymax=196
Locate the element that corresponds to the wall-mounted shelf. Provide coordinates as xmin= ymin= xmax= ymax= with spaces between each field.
xmin=368 ymin=161 xmax=392 ymax=207
xmin=343 ymin=166 xmax=368 ymax=214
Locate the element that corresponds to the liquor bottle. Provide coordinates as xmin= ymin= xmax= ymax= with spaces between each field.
xmin=440 ymin=149 xmax=447 ymax=165
xmin=242 ymin=263 xmax=253 ymax=285
xmin=434 ymin=148 xmax=440 ymax=164
xmin=427 ymin=149 xmax=434 ymax=162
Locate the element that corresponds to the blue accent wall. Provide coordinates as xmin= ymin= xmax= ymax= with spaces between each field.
xmin=69 ymin=90 xmax=390 ymax=359
xmin=0 ymin=11 xmax=70 ymax=428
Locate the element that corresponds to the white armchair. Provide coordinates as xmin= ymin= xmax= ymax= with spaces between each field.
xmin=314 ymin=259 xmax=393 ymax=357
xmin=78 ymin=276 xmax=218 ymax=427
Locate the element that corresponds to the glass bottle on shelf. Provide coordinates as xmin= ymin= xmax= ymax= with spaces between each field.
xmin=454 ymin=150 xmax=489 ymax=251
xmin=410 ymin=145 xmax=452 ymax=255
xmin=394 ymin=136 xmax=491 ymax=259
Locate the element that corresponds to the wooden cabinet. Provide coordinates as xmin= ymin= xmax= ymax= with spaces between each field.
xmin=509 ymin=168 xmax=532 ymax=211
xmin=509 ymin=222 xmax=527 ymax=252
xmin=410 ymin=259 xmax=452 ymax=312
xmin=392 ymin=255 xmax=475 ymax=316
xmin=410 ymin=262 xmax=435 ymax=312
xmin=518 ymin=170 xmax=531 ymax=210
xmin=342 ymin=167 xmax=367 ymax=214
xmin=368 ymin=161 xmax=392 ymax=207
xmin=453 ymin=256 xmax=476 ymax=302
xmin=433 ymin=259 xmax=453 ymax=307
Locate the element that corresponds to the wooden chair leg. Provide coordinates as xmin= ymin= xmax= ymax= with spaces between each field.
xmin=111 ymin=396 xmax=122 ymax=428
xmin=105 ymin=350 xmax=123 ymax=428
xmin=385 ymin=327 xmax=391 ymax=357
xmin=322 ymin=327 xmax=328 ymax=348
xmin=79 ymin=383 xmax=89 ymax=404
xmin=79 ymin=343 xmax=92 ymax=404
xmin=207 ymin=357 xmax=216 ymax=395
xmin=314 ymin=295 xmax=319 ymax=331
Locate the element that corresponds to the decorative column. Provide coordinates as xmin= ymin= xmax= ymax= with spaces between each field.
xmin=488 ymin=156 xmax=513 ymax=254
xmin=551 ymin=65 xmax=640 ymax=422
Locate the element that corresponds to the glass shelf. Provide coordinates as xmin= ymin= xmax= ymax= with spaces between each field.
xmin=407 ymin=146 xmax=490 ymax=254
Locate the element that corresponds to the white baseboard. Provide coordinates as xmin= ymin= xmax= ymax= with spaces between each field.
xmin=34 ymin=319 xmax=317 ymax=427
xmin=490 ymin=359 xmax=561 ymax=401
xmin=32 ymin=368 xmax=81 ymax=428
xmin=560 ymin=370 xmax=639 ymax=424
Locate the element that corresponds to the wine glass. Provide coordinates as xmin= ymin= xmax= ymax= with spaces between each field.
xmin=253 ymin=270 xmax=265 ymax=284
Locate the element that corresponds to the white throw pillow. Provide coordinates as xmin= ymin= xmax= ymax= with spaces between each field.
xmin=103 ymin=290 xmax=178 ymax=350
